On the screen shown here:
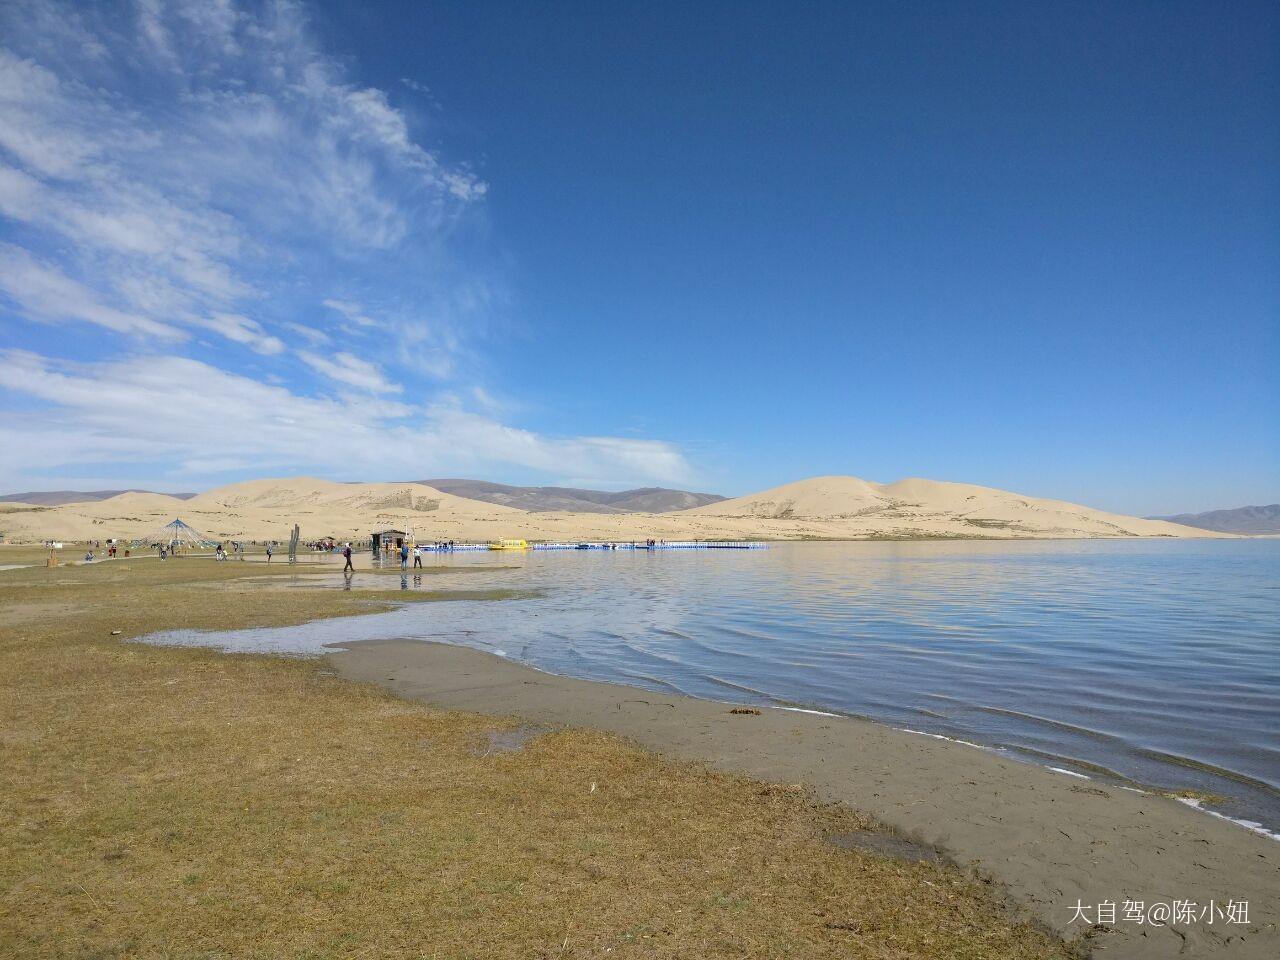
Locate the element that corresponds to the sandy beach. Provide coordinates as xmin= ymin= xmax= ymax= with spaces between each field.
xmin=331 ymin=639 xmax=1279 ymax=960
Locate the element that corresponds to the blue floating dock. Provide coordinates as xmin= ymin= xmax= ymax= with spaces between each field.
xmin=412 ymin=541 xmax=767 ymax=552
xmin=532 ymin=540 xmax=768 ymax=551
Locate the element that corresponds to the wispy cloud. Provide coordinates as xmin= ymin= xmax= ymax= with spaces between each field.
xmin=0 ymin=243 xmax=184 ymax=340
xmin=0 ymin=1 xmax=484 ymax=349
xmin=283 ymin=321 xmax=329 ymax=346
xmin=297 ymin=350 xmax=401 ymax=394
xmin=322 ymin=299 xmax=379 ymax=328
xmin=196 ymin=312 xmax=286 ymax=356
xmin=0 ymin=350 xmax=693 ymax=487
xmin=0 ymin=0 xmax=693 ymax=492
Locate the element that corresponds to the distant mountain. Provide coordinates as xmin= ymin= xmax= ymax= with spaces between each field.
xmin=0 ymin=489 xmax=196 ymax=506
xmin=1150 ymin=504 xmax=1280 ymax=534
xmin=417 ymin=479 xmax=726 ymax=513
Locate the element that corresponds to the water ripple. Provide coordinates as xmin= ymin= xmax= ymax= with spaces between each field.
xmin=141 ymin=539 xmax=1280 ymax=831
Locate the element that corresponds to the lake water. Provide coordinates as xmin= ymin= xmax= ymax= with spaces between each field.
xmin=144 ymin=539 xmax=1280 ymax=834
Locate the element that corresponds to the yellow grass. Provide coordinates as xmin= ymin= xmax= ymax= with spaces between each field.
xmin=0 ymin=549 xmax=1073 ymax=958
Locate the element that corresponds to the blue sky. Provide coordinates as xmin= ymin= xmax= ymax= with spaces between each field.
xmin=0 ymin=0 xmax=1276 ymax=514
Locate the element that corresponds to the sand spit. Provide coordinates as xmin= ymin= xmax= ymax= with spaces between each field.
xmin=329 ymin=639 xmax=1278 ymax=960
xmin=0 ymin=474 xmax=1221 ymax=543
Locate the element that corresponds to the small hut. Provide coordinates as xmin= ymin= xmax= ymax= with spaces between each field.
xmin=371 ymin=528 xmax=407 ymax=556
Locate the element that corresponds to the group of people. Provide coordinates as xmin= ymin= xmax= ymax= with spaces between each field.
xmin=79 ymin=541 xmax=132 ymax=561
xmin=214 ymin=542 xmax=246 ymax=561
xmin=63 ymin=535 xmax=368 ymax=572
xmin=385 ymin=541 xmax=458 ymax=570
xmin=76 ymin=540 xmax=165 ymax=560
xmin=259 ymin=540 xmax=353 ymax=571
xmin=61 ymin=537 xmax=365 ymax=565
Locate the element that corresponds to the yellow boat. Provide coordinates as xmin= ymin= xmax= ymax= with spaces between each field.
xmin=488 ymin=538 xmax=529 ymax=551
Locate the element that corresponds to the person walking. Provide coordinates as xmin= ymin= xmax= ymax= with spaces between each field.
xmin=399 ymin=542 xmax=409 ymax=571
xmin=342 ymin=543 xmax=354 ymax=573
xmin=266 ymin=543 xmax=273 ymax=563
xmin=413 ymin=544 xmax=423 ymax=569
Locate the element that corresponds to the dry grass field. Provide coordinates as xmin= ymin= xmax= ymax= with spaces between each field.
xmin=0 ymin=547 xmax=1073 ymax=959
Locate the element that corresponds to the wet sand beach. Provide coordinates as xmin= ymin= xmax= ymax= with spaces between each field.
xmin=329 ymin=639 xmax=1280 ymax=960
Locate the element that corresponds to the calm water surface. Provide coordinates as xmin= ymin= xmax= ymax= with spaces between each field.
xmin=145 ymin=539 xmax=1280 ymax=832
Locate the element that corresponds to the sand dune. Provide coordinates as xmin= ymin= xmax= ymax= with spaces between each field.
xmin=0 ymin=474 xmax=1219 ymax=543
xmin=692 ymin=475 xmax=1205 ymax=539
xmin=689 ymin=476 xmax=890 ymax=518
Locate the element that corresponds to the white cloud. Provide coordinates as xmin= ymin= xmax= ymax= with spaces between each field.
xmin=0 ymin=243 xmax=184 ymax=339
xmin=322 ymin=299 xmax=378 ymax=328
xmin=0 ymin=350 xmax=694 ymax=489
xmin=421 ymin=405 xmax=693 ymax=484
xmin=0 ymin=0 xmax=484 ymax=354
xmin=0 ymin=50 xmax=123 ymax=178
xmin=0 ymin=2 xmax=695 ymax=492
xmin=196 ymin=312 xmax=285 ymax=355
xmin=298 ymin=350 xmax=401 ymax=394
xmin=283 ymin=321 xmax=329 ymax=345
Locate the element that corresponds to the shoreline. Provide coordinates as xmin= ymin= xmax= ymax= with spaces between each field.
xmin=125 ymin=541 xmax=1277 ymax=839
xmin=327 ymin=638 xmax=1279 ymax=959
xmin=5 ymin=529 xmax=1246 ymax=547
